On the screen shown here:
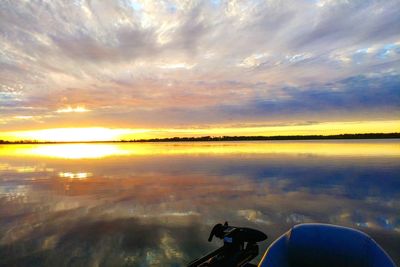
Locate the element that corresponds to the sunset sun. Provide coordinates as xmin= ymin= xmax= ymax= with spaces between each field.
xmin=5 ymin=128 xmax=148 ymax=142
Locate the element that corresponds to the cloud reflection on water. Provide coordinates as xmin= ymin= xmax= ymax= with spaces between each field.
xmin=0 ymin=141 xmax=399 ymax=266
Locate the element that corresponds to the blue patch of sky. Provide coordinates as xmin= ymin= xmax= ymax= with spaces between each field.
xmin=210 ymin=0 xmax=221 ymax=6
xmin=126 ymin=0 xmax=142 ymax=11
xmin=165 ymin=1 xmax=177 ymax=13
xmin=72 ymin=0 xmax=84 ymax=7
xmin=0 ymin=92 xmax=22 ymax=107
xmin=0 ymin=92 xmax=17 ymax=101
xmin=352 ymin=48 xmax=369 ymax=64
xmin=377 ymin=43 xmax=400 ymax=59
xmin=303 ymin=0 xmax=318 ymax=4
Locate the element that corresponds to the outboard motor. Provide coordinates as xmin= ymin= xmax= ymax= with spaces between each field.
xmin=188 ymin=222 xmax=267 ymax=267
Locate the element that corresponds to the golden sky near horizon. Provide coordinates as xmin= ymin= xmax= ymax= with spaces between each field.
xmin=1 ymin=1 xmax=400 ymax=141
xmin=0 ymin=120 xmax=399 ymax=142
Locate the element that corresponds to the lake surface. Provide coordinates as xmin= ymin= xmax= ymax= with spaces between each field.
xmin=0 ymin=140 xmax=399 ymax=266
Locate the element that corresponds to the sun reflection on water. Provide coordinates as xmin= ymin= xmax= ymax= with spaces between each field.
xmin=5 ymin=144 xmax=130 ymax=159
xmin=58 ymin=172 xmax=92 ymax=179
xmin=0 ymin=140 xmax=399 ymax=159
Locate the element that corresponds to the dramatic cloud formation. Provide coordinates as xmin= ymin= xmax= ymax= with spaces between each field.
xmin=0 ymin=0 xmax=399 ymax=135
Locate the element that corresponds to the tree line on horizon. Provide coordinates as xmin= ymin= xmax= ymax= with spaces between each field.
xmin=1 ymin=132 xmax=399 ymax=144
xmin=127 ymin=132 xmax=400 ymax=142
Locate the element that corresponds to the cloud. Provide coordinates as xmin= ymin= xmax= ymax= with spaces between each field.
xmin=85 ymin=73 xmax=399 ymax=127
xmin=0 ymin=0 xmax=399 ymax=130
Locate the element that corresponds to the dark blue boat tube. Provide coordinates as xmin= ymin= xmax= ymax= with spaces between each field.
xmin=258 ymin=223 xmax=397 ymax=267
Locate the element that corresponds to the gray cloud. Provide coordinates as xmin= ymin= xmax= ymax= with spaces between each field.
xmin=0 ymin=0 xmax=399 ymax=129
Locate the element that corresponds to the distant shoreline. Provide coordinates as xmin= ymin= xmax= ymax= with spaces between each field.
xmin=1 ymin=133 xmax=399 ymax=144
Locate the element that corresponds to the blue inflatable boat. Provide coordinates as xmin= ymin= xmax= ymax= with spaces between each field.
xmin=258 ymin=223 xmax=396 ymax=267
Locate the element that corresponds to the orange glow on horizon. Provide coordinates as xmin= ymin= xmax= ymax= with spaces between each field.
xmin=0 ymin=127 xmax=149 ymax=142
xmin=0 ymin=120 xmax=398 ymax=142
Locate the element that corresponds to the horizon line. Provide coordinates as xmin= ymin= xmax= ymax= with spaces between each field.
xmin=1 ymin=132 xmax=399 ymax=144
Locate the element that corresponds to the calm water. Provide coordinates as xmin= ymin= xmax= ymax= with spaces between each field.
xmin=0 ymin=140 xmax=399 ymax=266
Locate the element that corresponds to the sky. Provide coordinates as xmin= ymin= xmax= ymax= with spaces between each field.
xmin=0 ymin=0 xmax=400 ymax=141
